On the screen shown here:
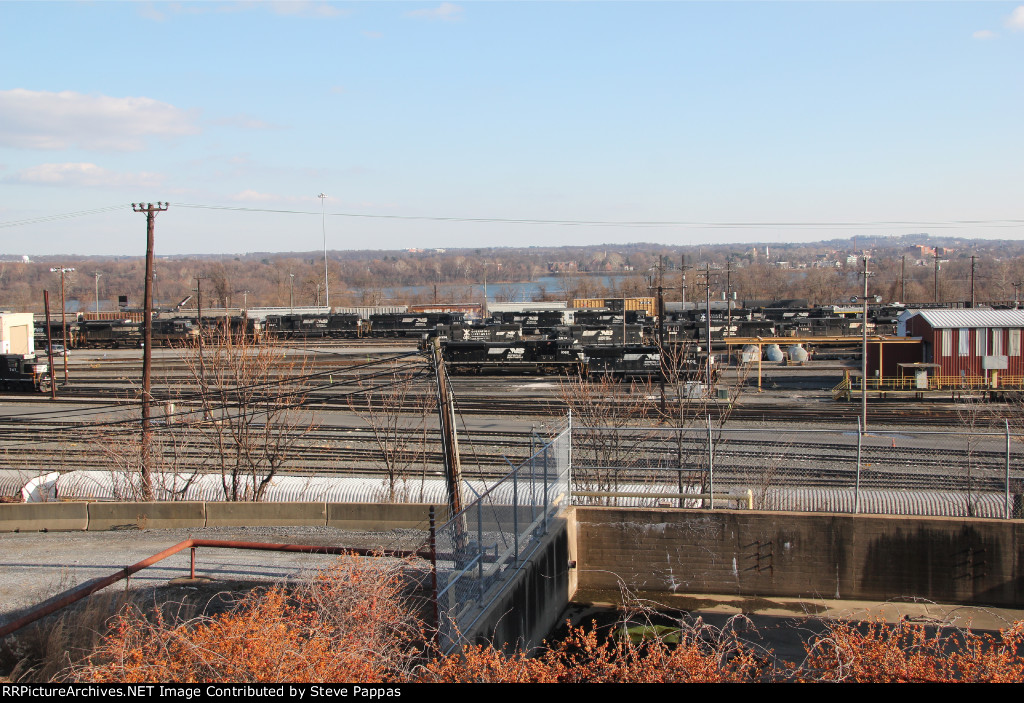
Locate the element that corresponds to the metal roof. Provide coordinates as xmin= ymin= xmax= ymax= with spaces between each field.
xmin=913 ymin=308 xmax=1024 ymax=329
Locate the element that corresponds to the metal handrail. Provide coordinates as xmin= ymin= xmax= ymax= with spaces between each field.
xmin=0 ymin=539 xmax=431 ymax=639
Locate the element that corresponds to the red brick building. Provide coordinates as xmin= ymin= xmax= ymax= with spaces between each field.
xmin=902 ymin=309 xmax=1024 ymax=386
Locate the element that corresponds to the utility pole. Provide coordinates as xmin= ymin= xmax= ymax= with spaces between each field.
xmin=318 ymin=193 xmax=329 ymax=310
xmin=1014 ymin=281 xmax=1022 ymax=309
xmin=43 ymin=290 xmax=56 ymax=400
xmin=94 ymin=272 xmax=102 ymax=315
xmin=194 ymin=276 xmax=208 ymax=389
xmin=725 ymin=259 xmax=734 ymax=339
xmin=431 ymin=338 xmax=467 ymax=540
xmin=900 ymin=255 xmax=906 ymax=303
xmin=657 ymin=256 xmax=665 ymax=415
xmin=288 ymin=273 xmax=295 ymax=313
xmin=698 ymin=264 xmax=715 ymax=391
xmin=49 ymin=266 xmax=73 ymax=384
xmin=680 ymin=254 xmax=693 ymax=307
xmin=853 ymin=257 xmax=876 ymax=433
xmin=933 ymin=251 xmax=942 ymax=304
xmin=133 ymin=201 xmax=168 ymax=501
xmin=970 ymin=255 xmax=977 ymax=308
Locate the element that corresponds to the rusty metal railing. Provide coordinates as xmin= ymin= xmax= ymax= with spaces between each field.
xmin=0 ymin=538 xmax=434 ymax=639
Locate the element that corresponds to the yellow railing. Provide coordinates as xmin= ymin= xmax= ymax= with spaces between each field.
xmin=832 ymin=377 xmax=851 ymax=400
xmin=845 ymin=375 xmax=1024 ymax=392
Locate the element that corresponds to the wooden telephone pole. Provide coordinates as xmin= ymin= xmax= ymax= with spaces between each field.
xmin=432 ymin=338 xmax=465 ymax=524
xmin=133 ymin=201 xmax=168 ymax=500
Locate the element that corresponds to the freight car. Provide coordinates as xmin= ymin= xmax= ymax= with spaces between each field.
xmin=0 ymin=354 xmax=51 ymax=392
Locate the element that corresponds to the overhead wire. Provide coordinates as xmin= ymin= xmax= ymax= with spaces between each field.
xmin=3 ymin=200 xmax=1021 ymax=231
xmin=0 ymin=365 xmax=436 ymax=452
xmin=0 ymin=348 xmax=426 ymax=425
xmin=0 ymin=350 xmax=436 ymax=449
xmin=0 ymin=204 xmax=128 ymax=228
xmin=172 ymin=203 xmax=1024 ymax=230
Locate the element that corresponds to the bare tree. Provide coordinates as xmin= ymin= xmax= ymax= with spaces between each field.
xmin=94 ymin=428 xmax=201 ymax=501
xmin=560 ymin=372 xmax=656 ymax=504
xmin=349 ymin=363 xmax=436 ymax=502
xmin=182 ymin=330 xmax=316 ymax=501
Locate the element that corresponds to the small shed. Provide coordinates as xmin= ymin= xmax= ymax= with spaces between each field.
xmin=0 ymin=312 xmax=34 ymax=354
xmin=902 ymin=309 xmax=1024 ymax=387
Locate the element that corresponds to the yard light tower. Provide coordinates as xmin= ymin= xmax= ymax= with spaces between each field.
xmin=851 ymin=257 xmax=880 ymax=433
xmin=49 ymin=266 xmax=74 ymax=383
xmin=318 ymin=193 xmax=329 ymax=310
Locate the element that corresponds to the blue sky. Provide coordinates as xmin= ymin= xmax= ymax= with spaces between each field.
xmin=1 ymin=1 xmax=1022 ymax=255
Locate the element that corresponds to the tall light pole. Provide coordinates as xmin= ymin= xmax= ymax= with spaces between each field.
xmin=94 ymin=272 xmax=102 ymax=315
xmin=289 ymin=273 xmax=295 ymax=313
xmin=852 ymin=257 xmax=878 ymax=433
xmin=49 ymin=266 xmax=74 ymax=383
xmin=318 ymin=193 xmax=329 ymax=310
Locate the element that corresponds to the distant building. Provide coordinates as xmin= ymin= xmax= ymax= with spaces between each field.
xmin=547 ymin=261 xmax=578 ymax=273
xmin=902 ymin=308 xmax=1024 ymax=386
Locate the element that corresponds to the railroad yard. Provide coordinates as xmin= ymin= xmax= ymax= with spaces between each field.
xmin=2 ymin=337 xmax=1018 ymax=507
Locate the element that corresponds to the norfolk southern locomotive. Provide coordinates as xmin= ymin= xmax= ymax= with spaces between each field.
xmin=0 ymin=354 xmax=51 ymax=392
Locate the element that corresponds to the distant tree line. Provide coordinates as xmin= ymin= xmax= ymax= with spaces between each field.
xmin=5 ymin=236 xmax=1024 ymax=314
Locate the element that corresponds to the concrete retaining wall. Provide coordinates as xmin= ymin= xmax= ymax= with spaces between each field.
xmin=0 ymin=501 xmax=447 ymax=533
xmin=574 ymin=507 xmax=1024 ymax=607
xmin=0 ymin=502 xmax=89 ymax=532
xmin=207 ymin=502 xmax=326 ymax=527
xmin=87 ymin=502 xmax=206 ymax=531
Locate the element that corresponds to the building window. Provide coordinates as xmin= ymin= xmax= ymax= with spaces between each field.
xmin=940 ymin=329 xmax=951 ymax=357
xmin=959 ymin=328 xmax=970 ymax=356
xmin=1010 ymin=329 xmax=1021 ymax=357
xmin=992 ymin=328 xmax=1004 ymax=356
xmin=976 ymin=328 xmax=988 ymax=357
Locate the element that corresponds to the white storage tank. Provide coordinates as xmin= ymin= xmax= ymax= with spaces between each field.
xmin=788 ymin=345 xmax=809 ymax=363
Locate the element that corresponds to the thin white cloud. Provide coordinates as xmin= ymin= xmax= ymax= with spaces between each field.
xmin=1008 ymin=6 xmax=1024 ymax=30
xmin=362 ymin=30 xmax=383 ymax=39
xmin=140 ymin=1 xmax=348 ymax=19
xmin=406 ymin=3 xmax=463 ymax=22
xmin=268 ymin=2 xmax=347 ymax=18
xmin=13 ymin=163 xmax=164 ymax=187
xmin=0 ymin=89 xmax=199 ymax=151
xmin=210 ymin=114 xmax=281 ymax=130
xmin=972 ymin=29 xmax=997 ymax=40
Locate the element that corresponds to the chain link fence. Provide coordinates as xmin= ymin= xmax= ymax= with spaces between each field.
xmin=433 ymin=422 xmax=570 ymax=652
xmin=571 ymin=422 xmax=1023 ymax=519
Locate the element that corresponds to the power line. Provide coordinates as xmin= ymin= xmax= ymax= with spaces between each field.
xmin=0 ymin=205 xmax=127 ymax=229
xmin=173 ymin=203 xmax=1024 ymax=230
xmin=0 ymin=350 xmax=426 ymax=427
xmin=0 ymin=359 xmax=437 ymax=451
xmin=2 ymin=200 xmax=1023 ymax=231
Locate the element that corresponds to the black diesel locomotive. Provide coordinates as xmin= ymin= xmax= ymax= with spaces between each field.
xmin=0 ymin=354 xmax=51 ymax=392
